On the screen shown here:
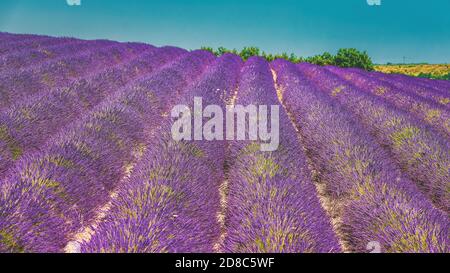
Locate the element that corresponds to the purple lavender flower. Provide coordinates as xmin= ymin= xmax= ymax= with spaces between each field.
xmin=81 ymin=54 xmax=239 ymax=253
xmin=272 ymin=59 xmax=449 ymax=253
xmin=326 ymin=66 xmax=450 ymax=138
xmin=297 ymin=62 xmax=450 ymax=213
xmin=221 ymin=57 xmax=341 ymax=253
xmin=0 ymin=50 xmax=214 ymax=253
xmin=0 ymin=46 xmax=186 ymax=177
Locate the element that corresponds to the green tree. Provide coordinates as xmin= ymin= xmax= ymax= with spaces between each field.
xmin=262 ymin=52 xmax=275 ymax=62
xmin=305 ymin=52 xmax=335 ymax=66
xmin=288 ymin=53 xmax=301 ymax=63
xmin=239 ymin=47 xmax=261 ymax=61
xmin=217 ymin=47 xmax=238 ymax=56
xmin=334 ymin=48 xmax=374 ymax=71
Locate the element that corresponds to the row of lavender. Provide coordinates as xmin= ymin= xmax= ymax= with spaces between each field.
xmin=81 ymin=53 xmax=239 ymax=253
xmin=326 ymin=67 xmax=450 ymax=138
xmin=272 ymin=60 xmax=448 ymax=252
xmin=0 ymin=32 xmax=148 ymax=59
xmin=81 ymin=58 xmax=447 ymax=253
xmin=0 ymin=33 xmax=57 ymax=55
xmin=296 ymin=63 xmax=449 ymax=213
xmin=80 ymin=56 xmax=342 ymax=253
xmin=0 ymin=49 xmax=215 ymax=252
xmin=0 ymin=41 xmax=148 ymax=110
xmin=219 ymin=58 xmax=342 ymax=252
xmin=0 ymin=33 xmax=448 ymax=253
xmin=0 ymin=46 xmax=186 ymax=177
xmin=1 ymin=34 xmax=219 ymax=252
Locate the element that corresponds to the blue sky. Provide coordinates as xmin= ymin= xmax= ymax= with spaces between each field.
xmin=0 ymin=0 xmax=449 ymax=64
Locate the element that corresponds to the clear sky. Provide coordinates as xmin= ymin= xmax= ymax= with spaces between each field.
xmin=0 ymin=0 xmax=449 ymax=64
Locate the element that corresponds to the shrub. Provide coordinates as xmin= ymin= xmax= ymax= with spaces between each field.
xmin=305 ymin=52 xmax=335 ymax=66
xmin=334 ymin=48 xmax=374 ymax=71
xmin=239 ymin=46 xmax=260 ymax=61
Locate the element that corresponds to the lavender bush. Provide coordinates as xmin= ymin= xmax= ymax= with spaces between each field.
xmin=273 ymin=60 xmax=449 ymax=252
xmin=297 ymin=63 xmax=450 ymax=212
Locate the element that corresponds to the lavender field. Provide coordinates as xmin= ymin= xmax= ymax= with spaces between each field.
xmin=0 ymin=33 xmax=448 ymax=253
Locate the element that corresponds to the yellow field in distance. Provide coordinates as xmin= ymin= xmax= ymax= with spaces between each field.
xmin=375 ymin=64 xmax=450 ymax=77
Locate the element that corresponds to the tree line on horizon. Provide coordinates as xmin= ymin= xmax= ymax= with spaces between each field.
xmin=200 ymin=46 xmax=374 ymax=71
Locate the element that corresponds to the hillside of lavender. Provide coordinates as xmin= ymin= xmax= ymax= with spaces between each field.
xmin=0 ymin=32 xmax=448 ymax=253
